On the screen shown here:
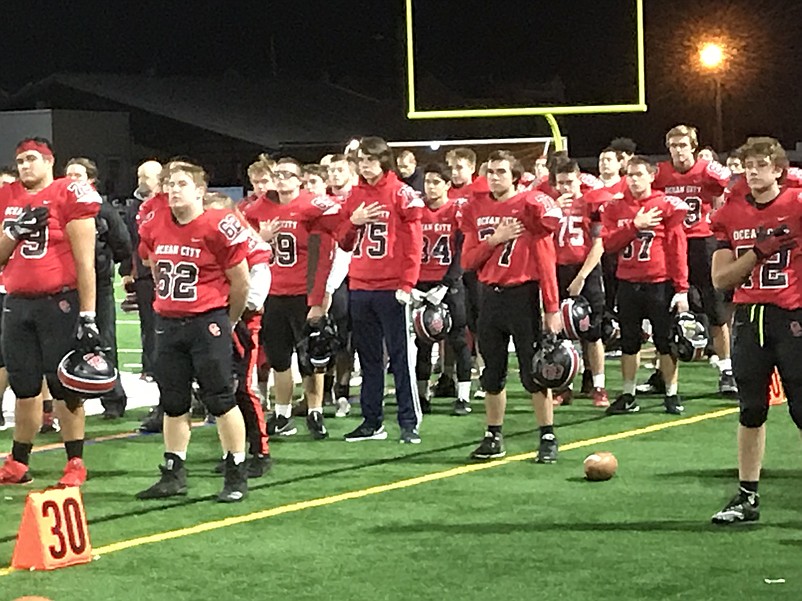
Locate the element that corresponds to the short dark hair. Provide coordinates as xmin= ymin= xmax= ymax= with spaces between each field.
xmin=486 ymin=150 xmax=524 ymax=185
xmin=736 ymin=137 xmax=789 ymax=171
xmin=66 ymin=157 xmax=99 ymax=181
xmin=397 ymin=149 xmax=416 ymax=161
xmin=275 ymin=157 xmax=303 ymax=173
xmin=303 ymin=164 xmax=328 ymax=179
xmin=359 ymin=136 xmax=396 ymax=175
xmin=549 ymin=157 xmax=580 ymax=186
xmin=445 ymin=147 xmax=477 ymax=168
xmin=599 ymin=146 xmax=623 ymax=160
xmin=610 ymin=137 xmax=637 ymax=155
xmin=0 ymin=165 xmax=17 ymax=179
xmin=422 ymin=162 xmax=451 ymax=184
xmin=626 ymin=155 xmax=656 ymax=173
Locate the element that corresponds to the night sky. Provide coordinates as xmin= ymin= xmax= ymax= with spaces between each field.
xmin=1 ymin=0 xmax=801 ymax=155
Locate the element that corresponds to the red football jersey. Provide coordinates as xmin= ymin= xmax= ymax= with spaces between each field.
xmin=653 ymin=159 xmax=730 ymax=238
xmin=601 ymin=189 xmax=689 ymax=291
xmin=418 ymin=198 xmax=462 ymax=283
xmin=728 ymin=167 xmax=802 ymax=198
xmin=243 ymin=191 xmax=340 ymax=302
xmin=554 ymin=187 xmax=613 ymax=266
xmin=448 ymin=176 xmax=489 ymax=204
xmin=338 ymin=172 xmax=424 ymax=292
xmin=0 ymin=178 xmax=101 ymax=295
xmin=461 ymin=189 xmax=562 ymax=311
xmin=138 ymin=207 xmax=249 ymax=317
xmin=711 ymin=188 xmax=802 ymax=309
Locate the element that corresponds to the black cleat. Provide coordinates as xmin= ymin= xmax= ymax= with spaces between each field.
xmin=306 ymin=412 xmax=329 ymax=440
xmin=344 ymin=422 xmax=388 ymax=442
xmin=719 ymin=370 xmax=738 ymax=396
xmin=246 ymin=454 xmax=272 ymax=478
xmin=399 ymin=427 xmax=421 ymax=444
xmin=270 ymin=415 xmax=297 ymax=437
xmin=432 ymin=374 xmax=457 ymax=398
xmin=218 ymin=454 xmax=248 ymax=503
xmin=606 ymin=393 xmax=640 ymax=415
xmin=580 ymin=369 xmax=593 ymax=395
xmin=636 ymin=370 xmax=665 ymax=395
xmin=452 ymin=399 xmax=472 ymax=416
xmin=711 ymin=489 xmax=760 ymax=524
xmin=663 ymin=394 xmax=685 ymax=415
xmin=139 ymin=406 xmax=164 ymax=433
xmin=536 ymin=433 xmax=559 ymax=464
xmin=420 ymin=398 xmax=432 ymax=414
xmin=470 ymin=431 xmax=506 ymax=460
xmin=137 ymin=461 xmax=188 ymax=499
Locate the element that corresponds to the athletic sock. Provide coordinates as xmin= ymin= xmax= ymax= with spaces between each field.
xmin=11 ymin=441 xmax=33 ymax=465
xmin=64 ymin=439 xmax=84 ymax=460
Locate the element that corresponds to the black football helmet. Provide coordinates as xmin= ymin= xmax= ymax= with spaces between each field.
xmin=560 ymin=295 xmax=594 ymax=341
xmin=296 ymin=316 xmax=341 ymax=376
xmin=58 ymin=349 xmax=118 ymax=396
xmin=670 ymin=312 xmax=709 ymax=362
xmin=412 ymin=301 xmax=452 ymax=343
xmin=600 ymin=312 xmax=621 ymax=348
xmin=532 ymin=335 xmax=581 ymax=391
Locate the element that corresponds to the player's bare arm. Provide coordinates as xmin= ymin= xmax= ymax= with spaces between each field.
xmin=711 ymin=248 xmax=757 ymax=291
xmin=225 ymin=258 xmax=250 ymax=325
xmin=66 ymin=217 xmax=97 ymax=312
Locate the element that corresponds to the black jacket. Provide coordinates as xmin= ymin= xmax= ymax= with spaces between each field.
xmin=96 ymin=199 xmax=132 ymax=286
xmin=118 ymin=191 xmax=151 ymax=280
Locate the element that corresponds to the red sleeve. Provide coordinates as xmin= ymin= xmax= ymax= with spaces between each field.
xmin=64 ymin=181 xmax=102 ymax=221
xmin=523 ymin=193 xmax=561 ymax=235
xmin=705 ymin=160 xmax=731 ymax=194
xmin=664 ymin=210 xmax=689 ymax=293
xmin=241 ymin=200 xmax=261 ymax=230
xmin=601 ymin=204 xmax=638 ymax=253
xmin=335 ymin=193 xmax=359 ymax=251
xmin=534 ymin=235 xmax=559 ymax=313
xmin=212 ymin=211 xmax=250 ymax=270
xmin=307 ymin=233 xmax=335 ymax=306
xmin=710 ymin=208 xmax=732 ymax=250
xmin=459 ymin=203 xmax=495 ymax=272
xmin=138 ymin=221 xmax=153 ymax=262
xmin=397 ymin=188 xmax=424 ymax=292
xmin=307 ymin=195 xmax=343 ymax=236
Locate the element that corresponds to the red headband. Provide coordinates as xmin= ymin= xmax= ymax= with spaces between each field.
xmin=15 ymin=140 xmax=53 ymax=158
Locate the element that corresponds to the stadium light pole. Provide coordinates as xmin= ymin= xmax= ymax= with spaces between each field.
xmin=699 ymin=42 xmax=725 ymax=151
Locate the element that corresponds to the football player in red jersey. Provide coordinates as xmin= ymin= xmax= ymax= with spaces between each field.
xmin=602 ymin=156 xmax=690 ymax=416
xmin=710 ymin=138 xmax=802 ymax=524
xmin=136 ymin=161 xmax=251 ymax=502
xmin=0 ymin=137 xmax=101 ymax=487
xmin=303 ymin=164 xmax=329 ymax=197
xmin=204 ymin=192 xmax=272 ymax=477
xmin=244 ymin=157 xmax=341 ymax=440
xmin=652 ymin=125 xmax=734 ymax=395
xmin=240 ymin=155 xmax=275 ymax=214
xmin=325 ymin=154 xmax=357 ymax=417
xmin=337 ymin=137 xmax=425 ymax=444
xmin=598 ymin=147 xmax=628 ymax=320
xmin=415 ymin=162 xmax=473 ymax=416
xmin=446 ymin=148 xmax=487 ymax=400
xmin=551 ymin=159 xmax=611 ymax=408
xmin=461 ymin=150 xmax=563 ymax=463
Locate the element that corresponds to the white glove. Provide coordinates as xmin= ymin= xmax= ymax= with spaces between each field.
xmin=395 ymin=289 xmax=412 ymax=306
xmin=670 ymin=292 xmax=689 ymax=312
xmin=425 ymin=285 xmax=449 ymax=306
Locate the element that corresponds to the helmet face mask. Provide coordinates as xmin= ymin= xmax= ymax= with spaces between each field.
xmin=531 ymin=335 xmax=581 ymax=391
xmin=670 ymin=312 xmax=709 ymax=362
xmin=57 ymin=349 xmax=118 ymax=396
xmin=297 ymin=316 xmax=340 ymax=376
xmin=412 ymin=301 xmax=452 ymax=343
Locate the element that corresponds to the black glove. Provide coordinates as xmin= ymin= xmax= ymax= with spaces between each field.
xmin=753 ymin=224 xmax=797 ymax=261
xmin=75 ymin=313 xmax=102 ymax=352
xmin=4 ymin=204 xmax=49 ymax=241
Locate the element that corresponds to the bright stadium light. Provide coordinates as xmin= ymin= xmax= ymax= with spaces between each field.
xmin=699 ymin=42 xmax=725 ymax=71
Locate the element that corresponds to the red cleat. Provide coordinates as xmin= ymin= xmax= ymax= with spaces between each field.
xmin=58 ymin=457 xmax=87 ymax=487
xmin=0 ymin=456 xmax=32 ymax=484
xmin=593 ymin=387 xmax=610 ymax=408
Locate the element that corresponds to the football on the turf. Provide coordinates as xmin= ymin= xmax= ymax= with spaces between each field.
xmin=583 ymin=452 xmax=618 ymax=481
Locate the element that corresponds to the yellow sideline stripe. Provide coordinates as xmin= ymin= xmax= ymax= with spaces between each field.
xmin=0 ymin=407 xmax=738 ymax=577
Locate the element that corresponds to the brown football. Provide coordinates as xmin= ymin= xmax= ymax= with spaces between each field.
xmin=583 ymin=451 xmax=618 ymax=481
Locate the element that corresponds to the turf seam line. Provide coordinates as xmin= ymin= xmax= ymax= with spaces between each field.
xmin=0 ymin=406 xmax=737 ymax=577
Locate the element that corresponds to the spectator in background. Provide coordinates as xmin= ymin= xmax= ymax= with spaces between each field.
xmin=0 ymin=166 xmax=16 ymax=186
xmin=609 ymin=137 xmax=637 ymax=168
xmin=66 ymin=158 xmax=132 ymax=419
xmin=698 ymin=146 xmax=720 ymax=162
xmin=396 ymin=149 xmax=424 ymax=195
xmin=119 ymin=160 xmax=162 ymax=432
